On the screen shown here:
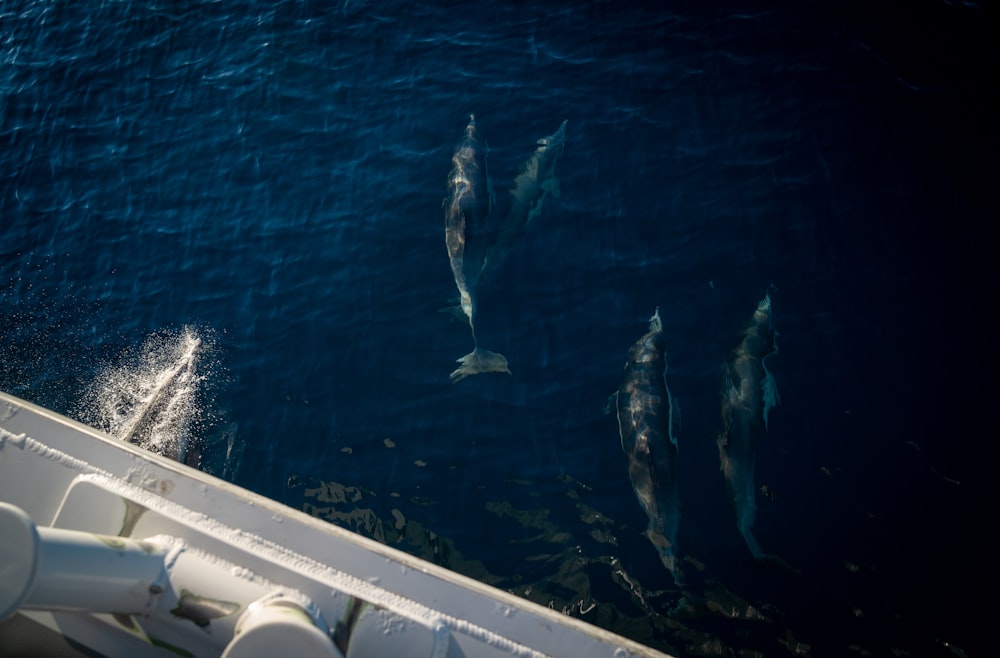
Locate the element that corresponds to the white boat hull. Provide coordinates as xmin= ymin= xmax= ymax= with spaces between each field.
xmin=0 ymin=392 xmax=670 ymax=658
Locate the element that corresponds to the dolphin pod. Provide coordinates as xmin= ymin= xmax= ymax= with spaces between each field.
xmin=608 ymin=308 xmax=682 ymax=584
xmin=437 ymin=116 xmax=787 ymax=578
xmin=717 ymin=292 xmax=780 ymax=561
xmin=443 ymin=115 xmax=567 ymax=382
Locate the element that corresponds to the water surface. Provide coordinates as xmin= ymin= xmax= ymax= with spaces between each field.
xmin=2 ymin=1 xmax=991 ymax=656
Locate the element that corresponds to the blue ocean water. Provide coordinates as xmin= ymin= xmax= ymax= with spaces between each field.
xmin=1 ymin=1 xmax=992 ymax=656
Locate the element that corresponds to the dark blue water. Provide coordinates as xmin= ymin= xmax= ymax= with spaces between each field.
xmin=2 ymin=1 xmax=992 ymax=656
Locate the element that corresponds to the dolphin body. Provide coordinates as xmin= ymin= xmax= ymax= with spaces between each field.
xmin=444 ymin=115 xmax=510 ymax=382
xmin=608 ymin=308 xmax=682 ymax=584
xmin=482 ymin=119 xmax=568 ymax=279
xmin=717 ymin=292 xmax=780 ymax=560
xmin=444 ymin=114 xmax=493 ymax=327
xmin=119 ymin=331 xmax=202 ymax=463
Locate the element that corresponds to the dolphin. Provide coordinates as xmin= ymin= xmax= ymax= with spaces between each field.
xmin=444 ymin=115 xmax=510 ymax=382
xmin=717 ymin=292 xmax=780 ymax=561
xmin=482 ymin=119 xmax=567 ymax=279
xmin=119 ymin=330 xmax=202 ymax=462
xmin=444 ymin=113 xmax=492 ymax=327
xmin=608 ymin=308 xmax=682 ymax=584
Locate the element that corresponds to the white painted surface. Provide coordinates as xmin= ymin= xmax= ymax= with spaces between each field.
xmin=0 ymin=391 xmax=672 ymax=658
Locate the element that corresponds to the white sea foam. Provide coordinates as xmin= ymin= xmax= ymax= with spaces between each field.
xmin=80 ymin=326 xmax=211 ymax=462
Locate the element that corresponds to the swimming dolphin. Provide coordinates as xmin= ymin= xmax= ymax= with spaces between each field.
xmin=608 ymin=308 xmax=682 ymax=583
xmin=444 ymin=114 xmax=492 ymax=327
xmin=482 ymin=119 xmax=567 ymax=279
xmin=717 ymin=292 xmax=780 ymax=560
xmin=444 ymin=115 xmax=510 ymax=382
xmin=119 ymin=330 xmax=202 ymax=462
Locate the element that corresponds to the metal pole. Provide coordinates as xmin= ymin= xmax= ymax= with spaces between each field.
xmin=0 ymin=502 xmax=167 ymax=620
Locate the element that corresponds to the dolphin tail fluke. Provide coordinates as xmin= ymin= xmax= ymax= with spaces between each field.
xmin=450 ymin=348 xmax=511 ymax=383
xmin=652 ymin=548 xmax=691 ymax=619
xmin=646 ymin=526 xmax=684 ymax=590
xmin=719 ymin=432 xmax=764 ymax=560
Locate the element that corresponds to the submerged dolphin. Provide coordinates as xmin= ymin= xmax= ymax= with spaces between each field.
xmin=482 ymin=120 xmax=567 ymax=279
xmin=119 ymin=331 xmax=202 ymax=462
xmin=444 ymin=115 xmax=510 ymax=382
xmin=608 ymin=308 xmax=682 ymax=584
xmin=717 ymin=292 xmax=780 ymax=560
